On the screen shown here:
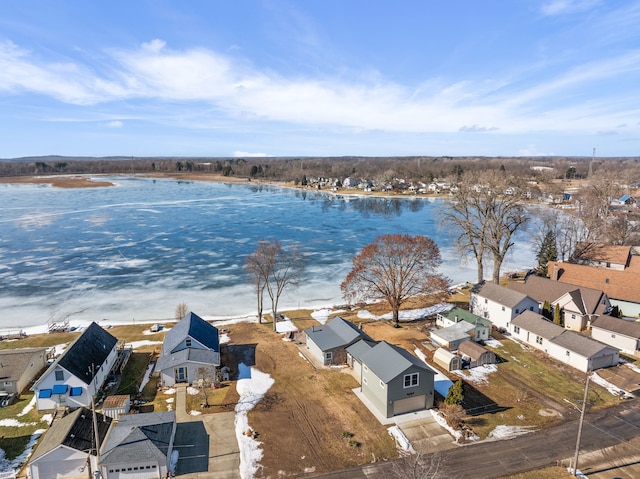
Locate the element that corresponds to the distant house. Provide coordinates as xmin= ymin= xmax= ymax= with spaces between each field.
xmin=32 ymin=322 xmax=118 ymax=411
xmin=436 ymin=307 xmax=491 ymax=341
xmin=470 ymin=281 xmax=538 ymax=330
xmin=29 ymin=407 xmax=112 ymax=479
xmin=0 ymin=347 xmax=47 ymax=399
xmin=430 ymin=322 xmax=476 ymax=351
xmin=591 ymin=316 xmax=640 ymax=356
xmin=510 ymin=311 xmax=619 ymax=372
xmin=457 ymin=340 xmax=496 ymax=368
xmin=99 ymin=411 xmax=177 ymax=479
xmin=304 ymin=316 xmax=371 ymax=366
xmin=508 ymin=274 xmax=611 ymax=331
xmin=156 ymin=312 xmax=220 ymax=387
xmin=348 ymin=340 xmax=435 ymax=418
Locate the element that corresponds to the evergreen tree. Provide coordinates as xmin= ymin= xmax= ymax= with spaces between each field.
xmin=536 ymin=230 xmax=558 ymax=276
xmin=542 ymin=300 xmax=552 ymax=320
xmin=553 ymin=303 xmax=562 ymax=326
xmin=444 ymin=379 xmax=464 ymax=406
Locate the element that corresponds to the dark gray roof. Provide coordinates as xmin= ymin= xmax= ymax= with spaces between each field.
xmin=156 ymin=347 xmax=220 ymax=371
xmin=36 ymin=322 xmax=118 ymax=386
xmin=345 ymin=339 xmax=376 ymax=361
xmin=0 ymin=348 xmax=46 ymax=383
xmin=472 ymin=281 xmax=532 ymax=308
xmin=591 ymin=315 xmax=640 ymax=338
xmin=31 ymin=407 xmax=112 ymax=461
xmin=359 ymin=341 xmax=432 ymax=383
xmin=552 ymin=331 xmax=618 ymax=358
xmin=511 ymin=311 xmax=565 ymax=339
xmin=304 ymin=316 xmax=366 ymax=351
xmin=100 ymin=411 xmax=176 ymax=466
xmin=162 ymin=312 xmax=219 ymax=355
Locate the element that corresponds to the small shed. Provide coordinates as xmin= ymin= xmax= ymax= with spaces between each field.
xmin=458 ymin=341 xmax=496 ymax=368
xmin=433 ymin=348 xmax=462 ymax=372
xmin=102 ymin=394 xmax=131 ymax=420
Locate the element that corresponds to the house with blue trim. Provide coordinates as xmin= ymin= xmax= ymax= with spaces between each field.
xmin=32 ymin=322 xmax=118 ymax=411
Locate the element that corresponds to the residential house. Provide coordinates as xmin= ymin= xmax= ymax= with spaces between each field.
xmin=508 ymin=274 xmax=611 ymax=331
xmin=432 ymin=348 xmax=462 ymax=372
xmin=590 ymin=316 xmax=640 ymax=356
xmin=156 ymin=312 xmax=220 ymax=387
xmin=510 ymin=311 xmax=619 ymax=372
xmin=28 ymin=407 xmax=112 ymax=479
xmin=305 ymin=316 xmax=371 ymax=366
xmin=348 ymin=340 xmax=434 ymax=418
xmin=470 ymin=281 xmax=539 ymax=330
xmin=548 ymin=244 xmax=640 ymax=317
xmin=99 ymin=411 xmax=177 ymax=479
xmin=436 ymin=307 xmax=491 ymax=341
xmin=32 ymin=322 xmax=118 ymax=411
xmin=430 ymin=322 xmax=477 ymax=351
xmin=457 ymin=340 xmax=496 ymax=368
xmin=0 ymin=348 xmax=47 ymax=401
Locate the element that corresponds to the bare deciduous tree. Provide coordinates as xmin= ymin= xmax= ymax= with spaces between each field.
xmin=175 ymin=302 xmax=188 ymax=321
xmin=196 ymin=366 xmax=215 ymax=408
xmin=341 ymin=234 xmax=449 ymax=327
xmin=388 ymin=452 xmax=448 ymax=479
xmin=246 ymin=239 xmax=304 ymax=331
xmin=442 ymin=173 xmax=528 ymax=283
xmin=575 ymin=177 xmax=622 ymax=241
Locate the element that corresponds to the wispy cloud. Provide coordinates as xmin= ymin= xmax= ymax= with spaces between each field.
xmin=540 ymin=0 xmax=601 ymax=16
xmin=233 ymin=151 xmax=270 ymax=157
xmin=106 ymin=120 xmax=123 ymax=128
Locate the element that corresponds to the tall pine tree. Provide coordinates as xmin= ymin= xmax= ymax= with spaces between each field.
xmin=536 ymin=230 xmax=558 ymax=277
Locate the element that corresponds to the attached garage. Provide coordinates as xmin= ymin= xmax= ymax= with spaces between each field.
xmin=392 ymin=395 xmax=426 ymax=415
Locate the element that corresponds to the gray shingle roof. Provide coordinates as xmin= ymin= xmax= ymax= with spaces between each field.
xmin=162 ymin=312 xmax=219 ymax=355
xmin=359 ymin=341 xmax=432 ymax=383
xmin=156 ymin=347 xmax=220 ymax=371
xmin=552 ymin=331 xmax=616 ymax=358
xmin=0 ymin=348 xmax=46 ymax=383
xmin=100 ymin=412 xmax=176 ymax=465
xmin=304 ymin=316 xmax=366 ymax=351
xmin=591 ymin=315 xmax=640 ymax=338
xmin=431 ymin=322 xmax=473 ymax=343
xmin=472 ymin=281 xmax=532 ymax=308
xmin=511 ymin=311 xmax=565 ymax=339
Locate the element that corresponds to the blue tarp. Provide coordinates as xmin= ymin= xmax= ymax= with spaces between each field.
xmin=70 ymin=387 xmax=83 ymax=397
xmin=38 ymin=389 xmax=52 ymax=398
xmin=52 ymin=384 xmax=68 ymax=394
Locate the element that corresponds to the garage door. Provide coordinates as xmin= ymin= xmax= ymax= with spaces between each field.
xmin=392 ymin=395 xmax=426 ymax=416
xmin=591 ymin=354 xmax=616 ymax=371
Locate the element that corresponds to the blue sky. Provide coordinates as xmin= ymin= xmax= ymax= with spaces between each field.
xmin=1 ymin=0 xmax=639 ymax=158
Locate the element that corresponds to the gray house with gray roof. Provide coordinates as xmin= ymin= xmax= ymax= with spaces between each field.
xmin=349 ymin=341 xmax=434 ymax=418
xmin=304 ymin=316 xmax=371 ymax=366
xmin=156 ymin=312 xmax=220 ymax=387
xmin=470 ymin=281 xmax=538 ymax=331
xmin=99 ymin=411 xmax=176 ymax=479
xmin=591 ymin=315 xmax=640 ymax=355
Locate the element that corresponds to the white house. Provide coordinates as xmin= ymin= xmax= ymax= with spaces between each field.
xmin=29 ymin=407 xmax=112 ymax=479
xmin=470 ymin=281 xmax=538 ymax=330
xmin=590 ymin=315 xmax=640 ymax=356
xmin=32 ymin=322 xmax=118 ymax=411
xmin=156 ymin=312 xmax=220 ymax=387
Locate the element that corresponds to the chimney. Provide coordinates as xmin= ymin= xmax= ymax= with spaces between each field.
xmin=552 ymin=263 xmax=558 ymax=281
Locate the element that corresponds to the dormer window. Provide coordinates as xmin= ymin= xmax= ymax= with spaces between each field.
xmin=185 ymin=338 xmax=192 ymax=347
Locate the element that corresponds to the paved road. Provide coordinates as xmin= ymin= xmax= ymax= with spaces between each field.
xmin=303 ymin=400 xmax=640 ymax=478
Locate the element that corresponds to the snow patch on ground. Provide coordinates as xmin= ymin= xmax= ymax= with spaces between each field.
xmin=235 ymin=364 xmax=275 ymax=479
xmin=429 ymin=409 xmax=462 ymax=441
xmin=452 ymin=364 xmax=497 ymax=385
xmin=17 ymin=395 xmax=36 ymax=417
xmin=0 ymin=418 xmax=36 ymax=427
xmin=0 ymin=428 xmax=45 ymax=474
xmin=126 ymin=339 xmax=163 ymax=349
xmin=187 ymin=386 xmax=200 ymax=395
xmin=190 ymin=410 xmax=202 ymax=416
xmin=40 ymin=413 xmax=53 ymax=424
xmin=164 ymin=388 xmax=176 ymax=395
xmin=591 ymin=371 xmax=633 ymax=399
xmin=484 ymin=338 xmax=503 ymax=348
xmin=138 ymin=362 xmax=155 ymax=393
xmin=388 ymin=426 xmax=415 ymax=453
xmin=220 ymin=332 xmax=230 ymax=344
xmin=487 ymin=425 xmax=535 ymax=440
xmin=414 ymin=348 xmax=453 ymax=397
xmin=310 ymin=309 xmax=346 ymax=325
xmin=166 ymin=397 xmax=174 ymax=403
xmin=357 ymin=303 xmax=453 ymax=321
xmin=275 ymin=318 xmax=297 ymax=333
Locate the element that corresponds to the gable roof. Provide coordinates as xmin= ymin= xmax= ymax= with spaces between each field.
xmin=511 ymin=311 xmax=565 ymax=339
xmin=591 ymin=315 xmax=640 ymax=338
xmin=573 ymin=243 xmax=631 ymax=266
xmin=472 ymin=281 xmax=533 ymax=309
xmin=345 ymin=339 xmax=376 ymax=361
xmin=162 ymin=312 xmax=219 ymax=354
xmin=431 ymin=322 xmax=474 ymax=344
xmin=552 ymin=330 xmax=617 ymax=358
xmin=508 ymin=275 xmax=609 ymax=315
xmin=359 ymin=341 xmax=432 ymax=383
xmin=34 ymin=322 xmax=118 ymax=387
xmin=439 ymin=308 xmax=491 ymax=327
xmin=305 ymin=316 xmax=367 ymax=351
xmin=458 ymin=340 xmax=491 ymax=360
xmin=0 ymin=348 xmax=46 ymax=383
xmin=31 ymin=407 xmax=112 ymax=461
xmin=100 ymin=411 xmax=175 ymax=465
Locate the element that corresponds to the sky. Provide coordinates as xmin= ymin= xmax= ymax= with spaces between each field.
xmin=1 ymin=0 xmax=640 ymax=158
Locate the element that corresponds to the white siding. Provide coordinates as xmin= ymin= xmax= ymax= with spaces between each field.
xmin=591 ymin=326 xmax=639 ymax=355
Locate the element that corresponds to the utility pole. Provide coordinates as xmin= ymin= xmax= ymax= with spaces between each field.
xmin=572 ymin=371 xmax=591 ymax=476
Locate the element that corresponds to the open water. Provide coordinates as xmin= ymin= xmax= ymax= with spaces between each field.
xmin=0 ymin=177 xmax=536 ymax=330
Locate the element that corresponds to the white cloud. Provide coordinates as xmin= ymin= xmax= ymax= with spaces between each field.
xmin=517 ymin=144 xmax=552 ymax=156
xmin=233 ymin=151 xmax=269 ymax=157
xmin=106 ymin=120 xmax=123 ymax=128
xmin=541 ymin=0 xmax=601 ymax=16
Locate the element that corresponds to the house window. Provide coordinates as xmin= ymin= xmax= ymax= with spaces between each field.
xmin=483 ymin=312 xmax=488 ymax=319
xmin=605 ymin=278 xmax=609 ymax=284
xmin=566 ymin=350 xmax=570 ymax=357
xmin=484 ymin=299 xmax=488 ymax=304
xmin=530 ymin=307 xmax=534 ymax=311
xmin=501 ymin=306 xmax=505 ymax=311
xmin=606 ymin=262 xmax=611 ymax=268
xmin=380 ymin=380 xmax=385 ymax=389
xmin=4 ymin=381 xmax=12 ymax=387
xmin=571 ymin=314 xmax=576 ymax=319
xmin=404 ymin=373 xmax=419 ymax=388
xmin=515 ymin=309 xmax=519 ymax=314
xmin=536 ymin=336 xmax=543 ymax=345
xmin=611 ymin=334 xmax=616 ymax=338
xmin=325 ymin=352 xmax=333 ymax=361
xmin=186 ymin=338 xmax=192 ymax=347
xmin=363 ymin=365 xmax=368 ymax=372
xmin=54 ymin=370 xmax=64 ymax=381
xmin=363 ymin=377 xmax=368 ymax=385
xmin=513 ymin=326 xmax=520 ymax=334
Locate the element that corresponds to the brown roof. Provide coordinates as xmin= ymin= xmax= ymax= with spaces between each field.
xmin=591 ymin=315 xmax=640 ymax=339
xmin=548 ymin=261 xmax=640 ymax=304
xmin=573 ymin=243 xmax=631 ymax=266
xmin=457 ymin=340 xmax=490 ymax=360
xmin=103 ymin=394 xmax=130 ymax=410
xmin=508 ymin=275 xmax=608 ymax=315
